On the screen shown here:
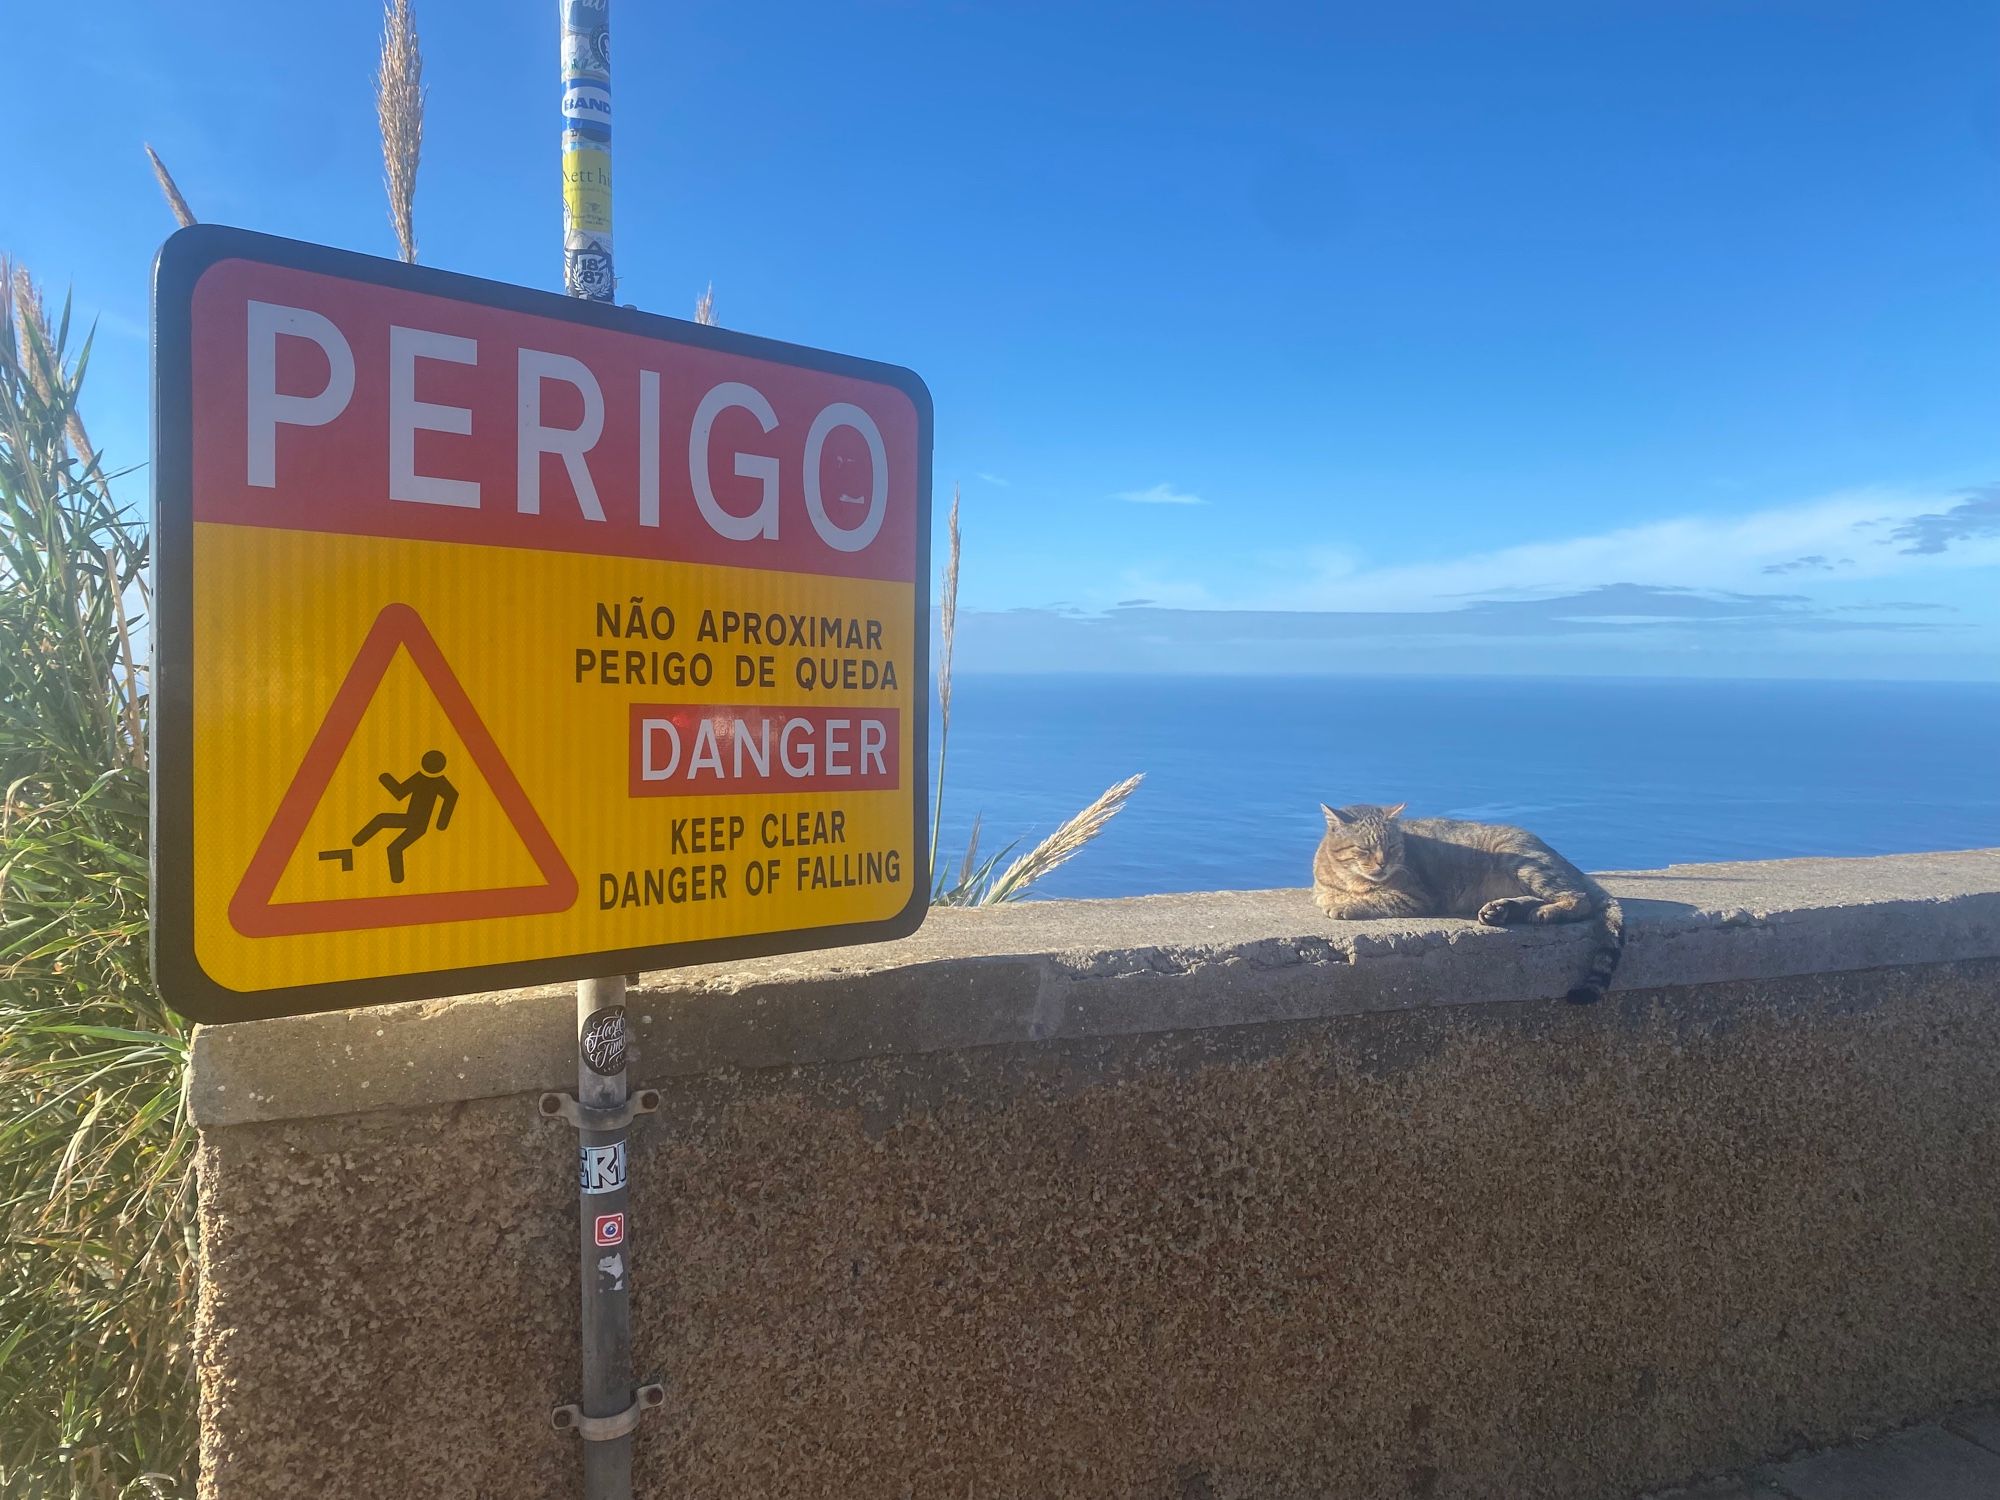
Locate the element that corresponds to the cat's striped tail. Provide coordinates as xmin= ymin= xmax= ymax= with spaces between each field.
xmin=1567 ymin=886 xmax=1625 ymax=1005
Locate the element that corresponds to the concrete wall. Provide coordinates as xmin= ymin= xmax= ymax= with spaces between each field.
xmin=188 ymin=851 xmax=2000 ymax=1499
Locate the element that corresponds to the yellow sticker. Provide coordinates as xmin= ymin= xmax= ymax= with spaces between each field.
xmin=563 ymin=147 xmax=613 ymax=236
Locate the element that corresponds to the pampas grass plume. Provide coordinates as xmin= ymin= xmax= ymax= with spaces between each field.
xmin=375 ymin=0 xmax=425 ymax=263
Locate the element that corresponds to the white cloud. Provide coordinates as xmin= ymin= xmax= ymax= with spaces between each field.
xmin=976 ymin=471 xmax=1010 ymax=487
xmin=1116 ymin=482 xmax=1205 ymax=506
xmin=1230 ymin=487 xmax=2000 ymax=612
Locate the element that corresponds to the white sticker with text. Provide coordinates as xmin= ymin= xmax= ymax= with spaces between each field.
xmin=579 ymin=1142 xmax=626 ymax=1195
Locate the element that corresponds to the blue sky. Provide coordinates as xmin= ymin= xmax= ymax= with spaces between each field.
xmin=9 ymin=0 xmax=2000 ymax=677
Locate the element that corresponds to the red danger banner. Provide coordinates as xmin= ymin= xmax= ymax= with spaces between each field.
xmin=628 ymin=705 xmax=901 ymax=796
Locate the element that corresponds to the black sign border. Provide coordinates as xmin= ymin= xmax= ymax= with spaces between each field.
xmin=151 ymin=225 xmax=932 ymax=1025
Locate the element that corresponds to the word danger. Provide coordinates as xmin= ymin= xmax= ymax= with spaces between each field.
xmin=628 ymin=705 xmax=899 ymax=797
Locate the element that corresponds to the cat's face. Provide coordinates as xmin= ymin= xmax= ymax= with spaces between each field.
xmin=1318 ymin=802 xmax=1407 ymax=884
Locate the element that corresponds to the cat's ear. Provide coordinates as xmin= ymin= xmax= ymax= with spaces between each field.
xmin=1320 ymin=802 xmax=1347 ymax=827
xmin=1383 ymin=802 xmax=1407 ymax=819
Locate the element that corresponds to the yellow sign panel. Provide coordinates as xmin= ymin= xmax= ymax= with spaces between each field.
xmin=153 ymin=229 xmax=931 ymax=1021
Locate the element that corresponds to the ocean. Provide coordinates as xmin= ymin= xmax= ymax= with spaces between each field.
xmin=930 ymin=675 xmax=2000 ymax=900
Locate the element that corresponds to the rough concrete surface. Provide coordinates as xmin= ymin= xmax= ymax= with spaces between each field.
xmin=188 ymin=849 xmax=2000 ymax=1127
xmin=195 ymin=918 xmax=2000 ymax=1499
xmin=1637 ymin=1405 xmax=2000 ymax=1498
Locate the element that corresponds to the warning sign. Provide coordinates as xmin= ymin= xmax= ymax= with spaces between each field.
xmin=152 ymin=227 xmax=931 ymax=1022
xmin=227 ymin=603 xmax=577 ymax=936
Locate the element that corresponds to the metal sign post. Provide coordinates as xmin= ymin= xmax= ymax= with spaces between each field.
xmin=545 ymin=978 xmax=659 ymax=1493
xmin=560 ymin=0 xmax=614 ymax=304
xmin=551 ymin=7 xmax=647 ymax=1496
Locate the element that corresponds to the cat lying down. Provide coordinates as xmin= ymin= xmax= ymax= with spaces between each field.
xmin=1311 ymin=802 xmax=1624 ymax=1004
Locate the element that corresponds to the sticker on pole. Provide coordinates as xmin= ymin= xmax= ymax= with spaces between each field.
xmin=151 ymin=227 xmax=932 ymax=1023
xmin=593 ymin=1212 xmax=625 ymax=1247
xmin=579 ymin=1143 xmax=627 ymax=1195
xmin=579 ymin=1007 xmax=628 ymax=1076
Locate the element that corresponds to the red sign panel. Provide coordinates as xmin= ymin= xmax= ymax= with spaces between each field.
xmin=185 ymin=258 xmax=921 ymax=583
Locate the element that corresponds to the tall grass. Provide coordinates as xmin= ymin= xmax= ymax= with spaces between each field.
xmin=929 ymin=485 xmax=1142 ymax=905
xmin=0 ymin=265 xmax=194 ymax=1497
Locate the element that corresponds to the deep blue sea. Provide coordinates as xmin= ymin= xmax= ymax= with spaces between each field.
xmin=931 ymin=676 xmax=2000 ymax=899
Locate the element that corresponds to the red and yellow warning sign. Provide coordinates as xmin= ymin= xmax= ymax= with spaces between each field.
xmin=153 ymin=228 xmax=931 ymax=1021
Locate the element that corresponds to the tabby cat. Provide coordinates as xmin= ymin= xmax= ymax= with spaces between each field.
xmin=1311 ymin=803 xmax=1624 ymax=1004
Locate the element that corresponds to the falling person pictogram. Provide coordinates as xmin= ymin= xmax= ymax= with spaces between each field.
xmin=337 ymin=750 xmax=459 ymax=884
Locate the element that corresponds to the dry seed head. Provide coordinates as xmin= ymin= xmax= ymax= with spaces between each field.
xmin=937 ymin=484 xmax=962 ymax=725
xmin=11 ymin=265 xmax=52 ymax=402
xmin=987 ymin=774 xmax=1145 ymax=901
xmin=9 ymin=262 xmax=99 ymax=464
xmin=376 ymin=0 xmax=426 ymax=264
xmin=144 ymin=145 xmax=198 ymax=228
xmin=694 ymin=283 xmax=717 ymax=326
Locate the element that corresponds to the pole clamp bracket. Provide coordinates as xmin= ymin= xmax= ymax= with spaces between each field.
xmin=538 ymin=1089 xmax=660 ymax=1131
xmin=551 ymin=1384 xmax=666 ymax=1441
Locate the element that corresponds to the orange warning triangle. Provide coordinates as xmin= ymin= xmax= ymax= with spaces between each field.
xmin=229 ymin=603 xmax=578 ymax=938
